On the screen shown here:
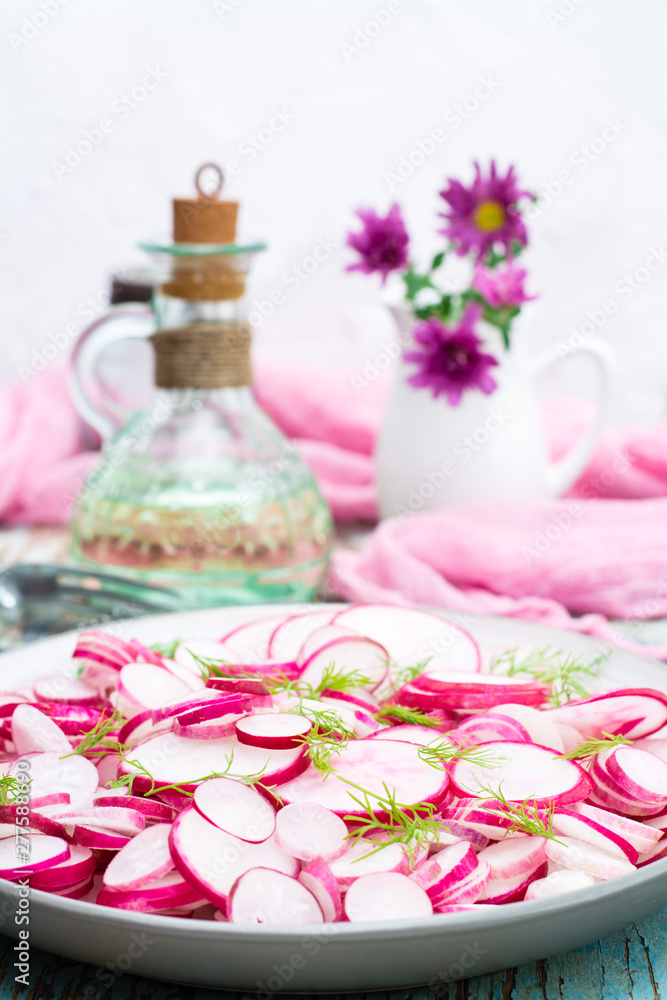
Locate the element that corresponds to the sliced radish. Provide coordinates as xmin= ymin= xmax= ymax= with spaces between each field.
xmin=298 ymin=861 xmax=342 ymax=922
xmin=11 ymin=752 xmax=99 ymax=808
xmin=118 ymin=710 xmax=175 ymax=748
xmin=11 ymin=704 xmax=71 ymax=755
xmin=478 ymin=837 xmax=547 ymax=880
xmin=206 ymin=677 xmax=270 ymax=697
xmin=545 ymin=836 xmax=637 ymax=879
xmin=53 ymin=806 xmax=145 ymax=838
xmin=453 ymin=714 xmax=531 ymax=746
xmin=299 ymin=637 xmax=390 ymax=694
xmin=431 ymin=860 xmax=492 ymax=905
xmin=278 ymin=737 xmax=449 ymax=817
xmin=328 ymin=838 xmax=409 ymax=886
xmin=275 ymin=802 xmax=348 ymax=862
xmin=545 ymin=689 xmax=667 ymax=740
xmin=98 ymin=870 xmax=205 ymax=912
xmin=480 ymin=862 xmax=548 ymax=904
xmin=411 ymin=841 xmax=478 ymax=897
xmin=235 ymin=713 xmax=311 ymax=750
xmin=119 ymin=663 xmax=193 ymax=710
xmin=169 ymin=806 xmax=298 ymax=909
xmin=550 ymin=808 xmax=638 ymax=863
xmin=574 ymin=802 xmax=662 ymax=854
xmin=43 ymin=704 xmax=104 ymax=736
xmin=637 ymin=841 xmax=667 ymax=867
xmin=604 ymin=746 xmax=667 ymax=808
xmin=369 ymin=724 xmax=449 ymax=747
xmin=344 ymin=872 xmax=432 ymax=922
xmin=268 ymin=610 xmax=335 ymax=660
xmin=158 ymin=657 xmax=206 ymax=693
xmin=28 ymin=845 xmax=95 ymax=890
xmin=229 ymin=867 xmax=324 ymax=924
xmin=450 ymin=741 xmax=592 ymax=806
xmin=488 ymin=704 xmax=564 ymax=752
xmin=92 ymin=794 xmax=175 ymax=823
xmin=73 ymin=631 xmax=136 ymax=672
xmin=221 ymin=615 xmax=290 ymax=662
xmin=72 ymin=825 xmax=131 ymax=851
xmin=193 ymin=777 xmax=276 ymax=843
xmin=34 ymin=676 xmax=100 ymax=706
xmin=0 ymin=834 xmax=69 ymax=877
xmin=118 ymin=732 xmax=308 ymax=795
xmin=525 ymin=869 xmax=596 ymax=899
xmin=333 ymin=604 xmax=481 ymax=674
xmin=103 ymin=823 xmax=174 ymax=890
xmin=296 ymin=625 xmax=355 ymax=667
xmin=411 ymin=673 xmax=548 ymax=711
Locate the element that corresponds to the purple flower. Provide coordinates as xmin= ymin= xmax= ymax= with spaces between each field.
xmin=403 ymin=304 xmax=499 ymax=406
xmin=439 ymin=160 xmax=531 ymax=259
xmin=346 ymin=203 xmax=409 ymax=283
xmin=472 ymin=262 xmax=537 ymax=309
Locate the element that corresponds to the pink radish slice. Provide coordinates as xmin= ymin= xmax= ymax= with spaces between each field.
xmin=478 ymin=837 xmax=547 ymax=880
xmin=554 ymin=723 xmax=586 ymax=754
xmin=29 ymin=846 xmax=95 ymax=890
xmin=278 ymin=737 xmax=449 ymax=818
xmin=174 ymin=715 xmax=246 ymax=740
xmin=453 ymin=714 xmax=531 ymax=745
xmin=344 ymin=872 xmax=432 ymax=922
xmin=369 ymin=725 xmax=453 ymax=747
xmin=11 ymin=704 xmax=71 ymax=755
xmin=221 ymin=614 xmax=290 ymax=661
xmin=267 ymin=610 xmax=335 ymax=660
xmin=299 ymin=637 xmax=390 ymax=693
xmin=229 ymin=867 xmax=324 ymax=924
xmin=545 ymin=836 xmax=637 ymax=879
xmin=605 ymin=746 xmax=667 ymax=807
xmin=450 ymin=741 xmax=592 ymax=806
xmin=298 ymin=861 xmax=342 ymax=922
xmin=72 ymin=825 xmax=131 ymax=850
xmin=93 ymin=795 xmax=176 ymax=823
xmin=488 ymin=704 xmax=564 ymax=753
xmin=634 ymin=737 xmax=667 ymax=762
xmin=118 ymin=732 xmax=308 ymax=795
xmin=206 ymin=677 xmax=270 ymax=697
xmin=411 ymin=674 xmax=548 ymax=711
xmin=275 ymin=802 xmax=348 ymax=862
xmin=644 ymin=814 xmax=667 ymax=832
xmin=480 ymin=862 xmax=548 ymax=904
xmin=80 ymin=662 xmax=119 ymax=693
xmin=53 ymin=807 xmax=146 ymax=838
xmin=174 ymin=695 xmax=253 ymax=727
xmin=332 ymin=604 xmax=481 ymax=675
xmin=34 ymin=676 xmax=100 ymax=706
xmin=545 ymin=689 xmax=667 ymax=740
xmin=96 ymin=753 xmax=122 ymax=789
xmin=550 ymin=808 xmax=638 ymax=863
xmin=586 ymin=785 xmax=662 ymax=817
xmin=574 ymin=802 xmax=662 ymax=854
xmin=73 ymin=631 xmax=136 ymax=671
xmin=637 ymin=841 xmax=667 ymax=867
xmin=174 ymin=639 xmax=239 ymax=676
xmin=587 ymin=754 xmax=665 ymax=813
xmin=31 ymin=793 xmax=71 ymax=809
xmin=296 ymin=625 xmax=355 ymax=667
xmin=327 ymin=838 xmax=409 ymax=886
xmin=430 ymin=861 xmax=491 ymax=906
xmin=44 ymin=705 xmax=104 ymax=736
xmin=158 ymin=657 xmax=206 ymax=693
xmin=320 ymin=689 xmax=379 ymax=713
xmin=151 ymin=689 xmax=226 ymax=724
xmin=525 ymin=870 xmax=596 ymax=899
xmin=118 ymin=663 xmax=193 ymax=710
xmin=0 ymin=834 xmax=69 ymax=877
xmin=169 ymin=806 xmax=298 ymax=909
xmin=193 ymin=777 xmax=276 ymax=843
xmin=434 ymin=904 xmax=481 ymax=913
xmin=10 ymin=752 xmax=99 ymax=808
xmin=235 ymin=713 xmax=311 ymax=750
xmin=411 ymin=841 xmax=478 ymax=895
xmin=128 ymin=638 xmax=165 ymax=666
xmin=98 ymin=870 xmax=205 ymax=912
xmin=49 ymin=875 xmax=95 ymax=899
xmin=103 ymin=823 xmax=174 ymax=890
xmin=118 ymin=710 xmax=175 ymax=748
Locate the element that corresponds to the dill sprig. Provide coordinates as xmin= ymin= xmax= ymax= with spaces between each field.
xmin=60 ymin=708 xmax=128 ymax=759
xmin=187 ymin=651 xmax=239 ymax=682
xmin=340 ymin=778 xmax=444 ymax=864
xmin=418 ymin=738 xmax=506 ymax=771
xmin=374 ymin=704 xmax=441 ymax=728
xmin=0 ymin=774 xmax=31 ymax=805
xmin=386 ymin=658 xmax=431 ymax=695
xmin=556 ymin=731 xmax=632 ymax=760
xmin=307 ymin=663 xmax=372 ymax=696
xmin=472 ymin=781 xmax=564 ymax=844
xmin=149 ymin=638 xmax=181 ymax=659
xmin=291 ymin=700 xmax=355 ymax=776
xmin=489 ymin=645 xmax=608 ymax=707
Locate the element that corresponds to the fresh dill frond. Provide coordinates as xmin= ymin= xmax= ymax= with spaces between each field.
xmin=387 ymin=658 xmax=432 ymax=694
xmin=340 ymin=778 xmax=445 ymax=864
xmin=0 ymin=774 xmax=30 ymax=805
xmin=291 ymin=700 xmax=355 ymax=775
xmin=488 ymin=645 xmax=608 ymax=707
xmin=149 ymin=638 xmax=181 ymax=659
xmin=60 ymin=708 xmax=128 ymax=759
xmin=556 ymin=731 xmax=632 ymax=760
xmin=374 ymin=705 xmax=441 ymax=728
xmin=471 ymin=780 xmax=564 ymax=844
xmin=418 ymin=738 xmax=506 ymax=771
xmin=306 ymin=662 xmax=372 ymax=697
xmin=187 ymin=650 xmax=239 ymax=682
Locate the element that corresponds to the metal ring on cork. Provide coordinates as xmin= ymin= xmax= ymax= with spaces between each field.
xmin=194 ymin=162 xmax=225 ymax=200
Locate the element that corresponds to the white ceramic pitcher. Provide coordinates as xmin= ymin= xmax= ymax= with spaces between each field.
xmin=375 ymin=305 xmax=613 ymax=519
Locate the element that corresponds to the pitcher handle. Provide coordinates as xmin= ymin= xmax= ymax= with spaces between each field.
xmin=69 ymin=304 xmax=156 ymax=440
xmin=527 ymin=337 xmax=614 ymax=497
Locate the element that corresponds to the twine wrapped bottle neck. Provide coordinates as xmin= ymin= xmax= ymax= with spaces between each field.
xmin=150 ymin=321 xmax=252 ymax=389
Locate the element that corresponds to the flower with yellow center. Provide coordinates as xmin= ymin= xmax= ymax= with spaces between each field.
xmin=473 ymin=200 xmax=505 ymax=232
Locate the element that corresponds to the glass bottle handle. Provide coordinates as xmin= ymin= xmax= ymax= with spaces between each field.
xmin=69 ymin=304 xmax=156 ymax=440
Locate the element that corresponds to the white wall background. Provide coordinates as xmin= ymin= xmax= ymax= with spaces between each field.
xmin=2 ymin=0 xmax=667 ymax=425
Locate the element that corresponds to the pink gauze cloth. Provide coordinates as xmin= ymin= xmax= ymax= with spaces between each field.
xmin=4 ymin=362 xmax=667 ymax=658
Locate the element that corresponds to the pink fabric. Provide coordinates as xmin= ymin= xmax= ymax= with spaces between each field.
xmin=5 ymin=362 xmax=667 ymax=657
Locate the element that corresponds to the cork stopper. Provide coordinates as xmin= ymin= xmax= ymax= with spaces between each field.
xmin=172 ymin=163 xmax=238 ymax=244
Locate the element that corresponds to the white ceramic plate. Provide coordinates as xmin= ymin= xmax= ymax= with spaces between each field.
xmin=1 ymin=604 xmax=666 ymax=992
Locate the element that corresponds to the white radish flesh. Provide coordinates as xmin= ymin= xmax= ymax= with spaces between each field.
xmin=545 ymin=689 xmax=667 ymax=740
xmin=29 ymin=845 xmax=95 ymax=890
xmin=0 ymin=835 xmax=69 ymax=877
xmin=525 ymin=869 xmax=596 ymax=900
xmin=328 ymin=838 xmax=409 ymax=886
xmin=103 ymin=824 xmax=174 ymax=890
xmin=193 ymin=777 xmax=276 ymax=843
xmin=298 ymin=637 xmax=390 ymax=693
xmin=298 ymin=861 xmax=342 ymax=922
xmin=229 ymin=867 xmax=324 ymax=924
xmin=119 ymin=663 xmax=193 ymax=709
xmin=344 ymin=872 xmax=432 ymax=922
xmin=550 ymin=809 xmax=637 ymax=862
xmin=450 ymin=741 xmax=591 ymax=806
xmin=235 ymin=713 xmax=312 ymax=750
xmin=11 ymin=752 xmax=99 ymax=808
xmin=275 ymin=802 xmax=348 ymax=862
xmin=478 ymin=837 xmax=547 ymax=880
xmin=11 ymin=705 xmax=71 ymax=755
xmin=545 ymin=836 xmax=637 ymax=880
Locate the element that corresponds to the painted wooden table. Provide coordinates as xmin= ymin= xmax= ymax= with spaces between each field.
xmin=1 ymin=527 xmax=666 ymax=1000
